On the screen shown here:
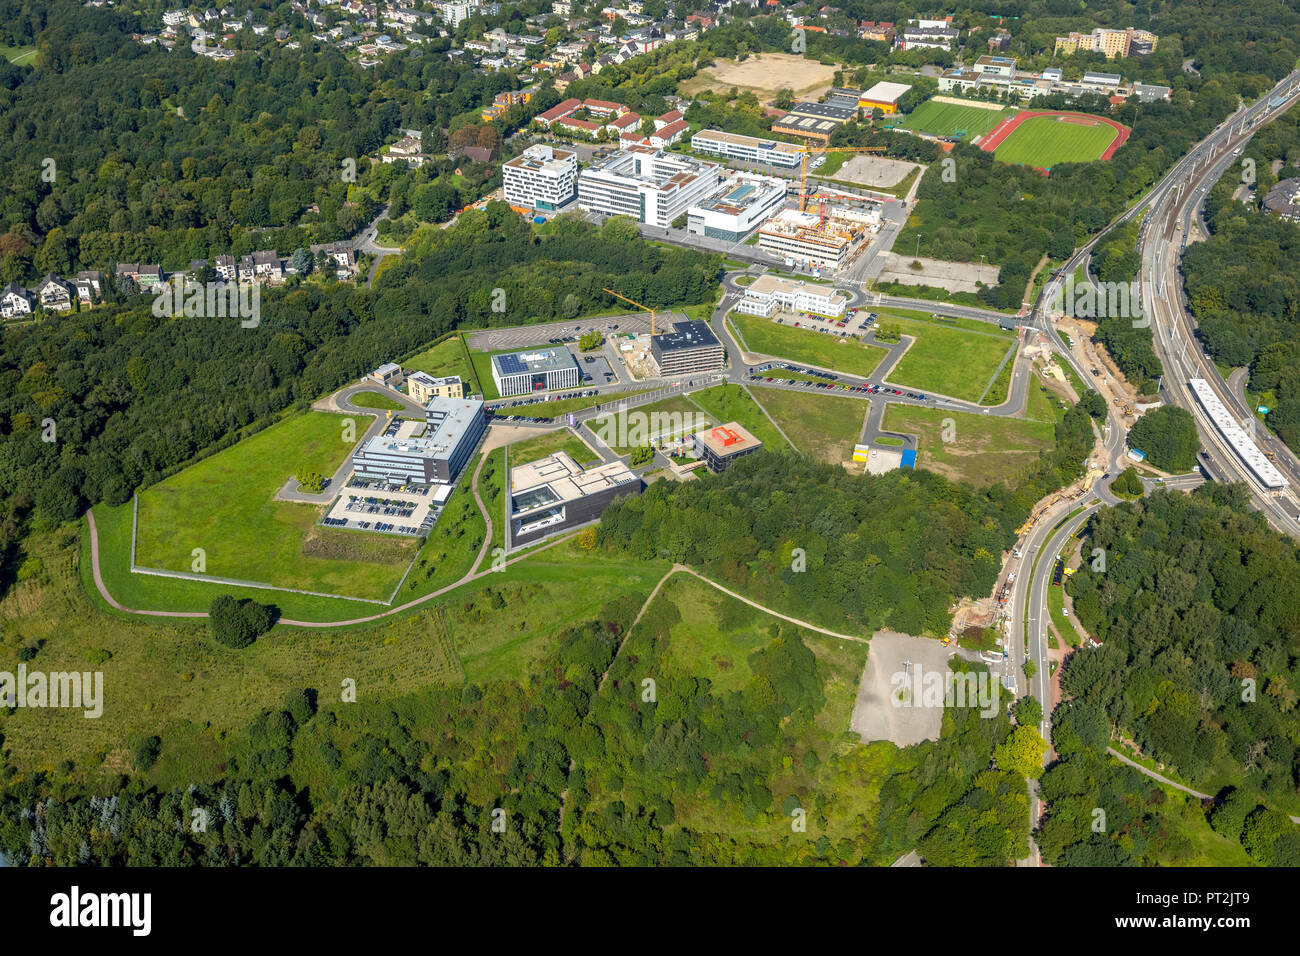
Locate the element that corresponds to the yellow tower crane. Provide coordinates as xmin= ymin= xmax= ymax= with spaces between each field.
xmin=797 ymin=144 xmax=887 ymax=213
xmin=602 ymin=288 xmax=657 ymax=336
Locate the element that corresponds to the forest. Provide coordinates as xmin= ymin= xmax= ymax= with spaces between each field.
xmin=1051 ymin=486 xmax=1300 ymax=863
xmin=0 ymin=0 xmax=554 ymax=281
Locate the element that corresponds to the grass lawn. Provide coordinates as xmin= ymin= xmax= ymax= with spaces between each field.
xmin=403 ymin=336 xmax=478 ymax=392
xmin=881 ymin=404 xmax=1055 ymax=488
xmin=880 ymin=314 xmax=1015 ymax=402
xmin=7 ymin=518 xmax=668 ymax=774
xmin=587 ymin=395 xmax=712 ymax=454
xmin=0 ymin=45 xmax=36 ymax=65
xmin=729 ymin=311 xmax=887 ymax=377
xmin=135 ymin=411 xmax=416 ymax=601
xmin=452 ymin=542 xmax=672 ymax=684
xmin=85 ymin=503 xmax=387 ymax=621
xmin=902 ymin=99 xmax=1012 ymax=140
xmin=979 ymin=349 xmax=1016 ymax=406
xmin=686 ymin=384 xmax=790 ymax=451
xmin=396 ymin=459 xmax=486 ymax=601
xmin=349 ymin=389 xmax=404 ymax=410
xmin=1047 ymin=580 xmax=1080 ymax=647
xmin=754 ymin=387 xmax=864 ymax=464
xmin=507 ymin=427 xmax=601 ymax=466
xmin=877 ymin=435 xmax=904 ymax=446
xmin=994 ymin=115 xmax=1121 ymax=168
xmin=479 ymin=447 xmax=506 ymax=556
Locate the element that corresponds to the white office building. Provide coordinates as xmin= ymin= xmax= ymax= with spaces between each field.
xmin=491 ymin=346 xmax=581 ymax=397
xmin=503 ymin=143 xmax=578 ymax=211
xmin=577 ymin=146 xmax=725 ymax=227
xmin=733 ymin=274 xmax=848 ymax=319
xmin=689 ymin=128 xmax=803 ymax=169
xmin=686 ymin=172 xmax=788 ymax=241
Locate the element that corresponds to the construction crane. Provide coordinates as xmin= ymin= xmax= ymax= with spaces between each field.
xmin=797 ymin=144 xmax=886 ymax=213
xmin=602 ymin=288 xmax=657 ymax=336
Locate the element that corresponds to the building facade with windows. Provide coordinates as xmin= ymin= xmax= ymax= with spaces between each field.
xmin=650 ymin=320 xmax=725 ymax=376
xmin=509 ymin=451 xmax=642 ymax=546
xmin=577 ymin=146 xmax=725 ymax=226
xmin=503 ymin=143 xmax=579 ymax=211
xmin=491 ymin=346 xmax=581 ymax=396
xmin=350 ymin=396 xmax=486 ymax=485
xmin=690 ymin=129 xmax=802 ymax=169
xmin=407 ymin=372 xmax=465 ymax=403
xmin=693 ymin=422 xmax=763 ymax=473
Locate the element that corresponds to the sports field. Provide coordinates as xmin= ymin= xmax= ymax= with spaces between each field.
xmin=901 ymin=99 xmax=1012 ymax=140
xmin=984 ymin=112 xmax=1129 ymax=169
xmin=135 ymin=411 xmax=417 ymax=600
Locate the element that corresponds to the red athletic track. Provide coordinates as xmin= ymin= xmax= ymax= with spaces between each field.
xmin=978 ymin=110 xmax=1131 ymax=164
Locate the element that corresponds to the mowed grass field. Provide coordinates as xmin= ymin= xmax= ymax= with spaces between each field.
xmin=994 ymin=115 xmax=1120 ymax=167
xmin=508 ymin=426 xmax=601 ymax=465
xmin=587 ymin=395 xmax=712 ymax=454
xmin=881 ymin=314 xmax=1016 ymax=402
xmin=135 ymin=411 xmax=416 ymax=600
xmin=901 ymin=99 xmax=1012 ymax=140
xmin=404 ymin=336 xmax=480 ymax=393
xmin=730 ymin=311 xmax=888 ymax=377
xmin=756 ymin=387 xmax=864 ymax=465
xmin=687 ymin=383 xmax=790 ymax=450
xmin=880 ymin=404 xmax=1054 ymax=487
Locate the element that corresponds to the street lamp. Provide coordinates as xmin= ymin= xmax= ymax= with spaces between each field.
xmin=915 ymin=234 xmax=922 ymax=260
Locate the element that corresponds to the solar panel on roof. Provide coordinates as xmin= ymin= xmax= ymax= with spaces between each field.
xmin=497 ymin=354 xmax=529 ymax=376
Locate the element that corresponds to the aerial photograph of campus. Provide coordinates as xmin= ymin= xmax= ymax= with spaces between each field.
xmin=0 ymin=0 xmax=1296 ymax=928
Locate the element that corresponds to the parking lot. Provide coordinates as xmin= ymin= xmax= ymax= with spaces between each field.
xmin=747 ymin=361 xmax=930 ymax=402
xmin=466 ymin=314 xmax=654 ymax=352
xmin=321 ymin=474 xmax=444 ymax=536
xmin=775 ymin=305 xmax=876 ymax=339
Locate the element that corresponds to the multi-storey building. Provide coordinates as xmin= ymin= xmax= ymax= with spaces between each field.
xmin=650 ymin=320 xmax=725 ymax=376
xmin=491 ymin=346 xmax=581 ymax=396
xmin=350 ymin=396 xmax=486 ymax=485
xmin=689 ymin=129 xmax=803 ymax=169
xmin=733 ymin=275 xmax=848 ymax=319
xmin=407 ymin=372 xmax=465 ymax=404
xmin=577 ymin=146 xmax=725 ymax=227
xmin=1054 ymin=27 xmax=1158 ymax=58
xmin=503 ymin=143 xmax=578 ymax=211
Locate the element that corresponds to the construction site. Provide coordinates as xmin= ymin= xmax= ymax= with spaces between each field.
xmin=756 ymin=203 xmax=882 ymax=274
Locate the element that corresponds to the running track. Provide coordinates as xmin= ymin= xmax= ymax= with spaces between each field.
xmin=979 ymin=110 xmax=1131 ymax=161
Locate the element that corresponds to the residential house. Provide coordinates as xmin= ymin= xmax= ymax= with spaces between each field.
xmin=74 ymin=270 xmax=105 ymax=304
xmin=0 ymin=283 xmax=32 ymax=319
xmin=251 ymin=250 xmax=283 ymax=282
xmin=310 ymin=241 xmax=359 ymax=277
xmin=36 ymin=275 xmax=75 ymax=311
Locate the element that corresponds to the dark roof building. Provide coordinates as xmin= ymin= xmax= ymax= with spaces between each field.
xmin=650 ymin=320 xmax=725 ymax=376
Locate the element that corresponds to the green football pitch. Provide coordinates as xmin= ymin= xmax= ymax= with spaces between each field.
xmin=900 ymin=99 xmax=1012 ymax=140
xmin=993 ymin=115 xmax=1120 ymax=167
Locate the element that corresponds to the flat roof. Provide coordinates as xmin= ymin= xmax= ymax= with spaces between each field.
xmin=358 ymin=395 xmax=482 ymax=464
xmin=746 ymin=274 xmax=845 ymax=300
xmin=492 ymin=346 xmax=577 ymax=377
xmin=408 ymin=371 xmax=461 ymax=386
xmin=652 ymin=320 xmax=721 ymax=353
xmin=786 ymin=101 xmax=857 ymax=121
xmin=510 ymin=451 xmax=638 ymax=509
xmin=861 ymin=80 xmax=912 ymax=102
xmin=695 ymin=422 xmax=762 ymax=457
xmin=692 ymin=128 xmax=803 ymax=156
